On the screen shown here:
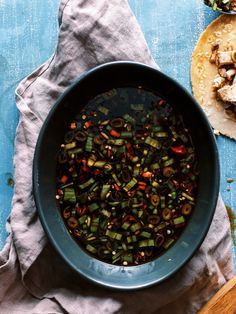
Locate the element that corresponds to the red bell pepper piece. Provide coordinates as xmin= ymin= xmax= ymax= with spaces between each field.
xmin=171 ymin=145 xmax=186 ymax=155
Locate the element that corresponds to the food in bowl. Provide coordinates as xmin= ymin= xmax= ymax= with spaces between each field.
xmin=204 ymin=0 xmax=236 ymax=12
xmin=55 ymin=86 xmax=199 ymax=266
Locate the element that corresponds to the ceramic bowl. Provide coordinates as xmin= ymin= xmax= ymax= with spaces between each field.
xmin=33 ymin=61 xmax=219 ymax=290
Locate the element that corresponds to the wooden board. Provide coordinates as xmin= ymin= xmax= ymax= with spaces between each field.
xmin=199 ymin=276 xmax=236 ymax=313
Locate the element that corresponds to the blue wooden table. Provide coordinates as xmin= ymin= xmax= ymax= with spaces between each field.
xmin=1 ymin=1 xmax=235 ymax=267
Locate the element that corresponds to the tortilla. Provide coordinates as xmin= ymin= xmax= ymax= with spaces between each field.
xmin=191 ymin=15 xmax=236 ymax=140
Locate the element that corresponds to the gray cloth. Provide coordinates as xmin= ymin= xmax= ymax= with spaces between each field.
xmin=0 ymin=0 xmax=234 ymax=313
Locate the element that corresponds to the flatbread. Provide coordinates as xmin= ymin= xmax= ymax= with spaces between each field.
xmin=191 ymin=15 xmax=236 ymax=140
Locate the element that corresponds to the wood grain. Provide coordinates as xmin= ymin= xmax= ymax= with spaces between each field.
xmin=199 ymin=276 xmax=236 ymax=314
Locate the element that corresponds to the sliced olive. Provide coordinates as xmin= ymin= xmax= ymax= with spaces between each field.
xmin=155 ymin=233 xmax=165 ymax=247
xmin=75 ymin=130 xmax=87 ymax=142
xmin=144 ymin=247 xmax=154 ymax=257
xmin=110 ymin=117 xmax=125 ymax=128
xmin=63 ymin=207 xmax=71 ymax=219
xmin=162 ymin=208 xmax=172 ymax=220
xmin=67 ymin=216 xmax=78 ymax=229
xmin=150 ymin=194 xmax=160 ymax=206
xmin=93 ymin=135 xmax=104 ymax=145
xmin=163 ymin=166 xmax=175 ymax=177
xmin=181 ymin=203 xmax=192 ymax=215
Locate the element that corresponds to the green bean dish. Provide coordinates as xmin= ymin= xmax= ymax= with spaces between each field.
xmin=56 ymin=87 xmax=199 ymax=266
xmin=204 ymin=0 xmax=236 ymax=11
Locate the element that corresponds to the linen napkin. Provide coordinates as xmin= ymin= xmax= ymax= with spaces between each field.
xmin=0 ymin=0 xmax=234 ymax=313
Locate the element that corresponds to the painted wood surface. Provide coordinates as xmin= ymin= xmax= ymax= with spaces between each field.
xmin=0 ymin=1 xmax=235 ymax=268
xmin=0 ymin=0 xmax=60 ymax=248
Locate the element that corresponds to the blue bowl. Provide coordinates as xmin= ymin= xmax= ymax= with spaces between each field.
xmin=33 ymin=61 xmax=219 ymax=289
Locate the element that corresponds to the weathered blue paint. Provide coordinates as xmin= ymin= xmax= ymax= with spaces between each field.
xmin=0 ymin=0 xmax=60 ymax=247
xmin=0 ymin=0 xmax=235 ymax=268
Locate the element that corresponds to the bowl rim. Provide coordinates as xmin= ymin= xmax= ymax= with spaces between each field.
xmin=33 ymin=61 xmax=220 ymax=290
